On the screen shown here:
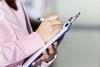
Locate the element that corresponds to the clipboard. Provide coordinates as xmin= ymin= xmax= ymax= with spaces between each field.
xmin=22 ymin=12 xmax=80 ymax=67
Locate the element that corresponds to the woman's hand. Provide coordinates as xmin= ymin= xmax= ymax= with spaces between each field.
xmin=36 ymin=15 xmax=62 ymax=43
xmin=31 ymin=41 xmax=62 ymax=66
xmin=35 ymin=15 xmax=63 ymax=65
xmin=39 ymin=41 xmax=60 ymax=63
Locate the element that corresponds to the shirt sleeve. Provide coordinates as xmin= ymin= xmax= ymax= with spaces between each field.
xmin=0 ymin=11 xmax=56 ymax=67
xmin=0 ymin=31 xmax=45 ymax=66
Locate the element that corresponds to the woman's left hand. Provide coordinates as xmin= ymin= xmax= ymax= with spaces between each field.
xmin=39 ymin=40 xmax=62 ymax=63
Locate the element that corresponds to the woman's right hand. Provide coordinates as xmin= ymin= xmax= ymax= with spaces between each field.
xmin=36 ymin=15 xmax=62 ymax=43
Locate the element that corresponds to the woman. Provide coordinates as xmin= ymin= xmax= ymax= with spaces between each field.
xmin=0 ymin=0 xmax=62 ymax=67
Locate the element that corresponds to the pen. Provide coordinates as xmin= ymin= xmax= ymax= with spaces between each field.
xmin=37 ymin=18 xmax=44 ymax=22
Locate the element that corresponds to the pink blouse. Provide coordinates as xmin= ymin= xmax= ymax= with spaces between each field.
xmin=0 ymin=0 xmax=54 ymax=67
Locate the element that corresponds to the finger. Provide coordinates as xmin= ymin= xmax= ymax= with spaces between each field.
xmin=43 ymin=50 xmax=49 ymax=59
xmin=53 ymin=25 xmax=62 ymax=30
xmin=39 ymin=55 xmax=45 ymax=61
xmin=39 ymin=51 xmax=49 ymax=61
xmin=53 ymin=42 xmax=58 ymax=49
xmin=48 ymin=45 xmax=54 ymax=55
xmin=52 ymin=29 xmax=61 ymax=35
xmin=51 ymin=20 xmax=62 ymax=26
xmin=31 ymin=62 xmax=36 ymax=66
xmin=53 ymin=39 xmax=63 ymax=49
xmin=44 ymin=15 xmax=58 ymax=22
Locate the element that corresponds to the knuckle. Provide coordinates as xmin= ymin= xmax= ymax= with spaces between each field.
xmin=56 ymin=29 xmax=61 ymax=32
xmin=56 ymin=21 xmax=62 ymax=25
xmin=50 ymin=51 xmax=54 ymax=55
xmin=59 ymin=21 xmax=62 ymax=25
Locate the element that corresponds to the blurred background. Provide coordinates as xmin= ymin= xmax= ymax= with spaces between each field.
xmin=21 ymin=0 xmax=100 ymax=67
